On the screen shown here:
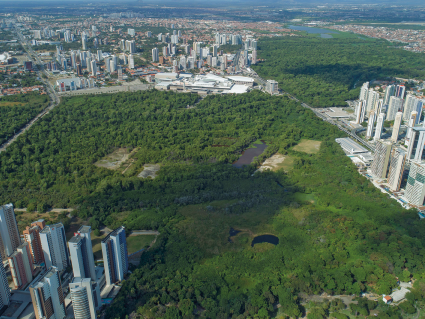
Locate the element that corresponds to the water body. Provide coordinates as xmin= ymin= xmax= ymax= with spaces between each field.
xmin=228 ymin=228 xmax=241 ymax=243
xmin=251 ymin=235 xmax=279 ymax=247
xmin=289 ymin=25 xmax=337 ymax=38
xmin=233 ymin=142 xmax=268 ymax=168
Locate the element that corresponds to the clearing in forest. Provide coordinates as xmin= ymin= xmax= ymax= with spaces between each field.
xmin=0 ymin=101 xmax=25 ymax=107
xmin=292 ymin=140 xmax=322 ymax=154
xmin=257 ymin=154 xmax=296 ymax=172
xmin=94 ymin=148 xmax=135 ymax=170
xmin=138 ymin=164 xmax=160 ymax=179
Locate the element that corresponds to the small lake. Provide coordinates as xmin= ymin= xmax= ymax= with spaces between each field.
xmin=251 ymin=235 xmax=279 ymax=247
xmin=233 ymin=142 xmax=268 ymax=168
xmin=228 ymin=227 xmax=240 ymax=243
xmin=289 ymin=25 xmax=337 ymax=38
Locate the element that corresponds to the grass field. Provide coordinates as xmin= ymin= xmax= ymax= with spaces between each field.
xmin=292 ymin=140 xmax=322 ymax=154
xmin=126 ymin=235 xmax=156 ymax=254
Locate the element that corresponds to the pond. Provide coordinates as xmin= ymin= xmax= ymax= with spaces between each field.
xmin=228 ymin=227 xmax=241 ymax=243
xmin=251 ymin=234 xmax=279 ymax=247
xmin=289 ymin=25 xmax=337 ymax=38
xmin=233 ymin=141 xmax=268 ymax=168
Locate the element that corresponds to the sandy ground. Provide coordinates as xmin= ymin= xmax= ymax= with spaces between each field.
xmin=138 ymin=164 xmax=160 ymax=179
xmin=257 ymin=154 xmax=286 ymax=172
xmin=95 ymin=148 xmax=136 ymax=170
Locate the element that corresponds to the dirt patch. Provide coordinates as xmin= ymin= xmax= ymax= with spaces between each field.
xmin=94 ymin=148 xmax=136 ymax=170
xmin=0 ymin=101 xmax=25 ymax=107
xmin=293 ymin=140 xmax=322 ymax=154
xmin=257 ymin=154 xmax=286 ymax=172
xmin=138 ymin=164 xmax=160 ymax=179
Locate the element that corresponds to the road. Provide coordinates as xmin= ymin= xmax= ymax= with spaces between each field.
xmin=0 ymin=24 xmax=61 ymax=153
xmin=247 ymin=70 xmax=375 ymax=152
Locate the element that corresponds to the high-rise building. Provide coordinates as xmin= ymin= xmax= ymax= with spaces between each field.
xmin=97 ymin=50 xmax=102 ymax=61
xmin=118 ymin=67 xmax=123 ymax=81
xmin=359 ymin=82 xmax=369 ymax=101
xmin=8 ymin=242 xmax=33 ymax=289
xmin=252 ymin=49 xmax=257 ymax=65
xmin=0 ymin=254 xmax=10 ymax=313
xmin=128 ymin=54 xmax=134 ymax=69
xmin=69 ymin=277 xmax=101 ymax=319
xmin=405 ymin=161 xmax=425 ymax=206
xmin=101 ymin=226 xmax=128 ymax=286
xmin=29 ymin=267 xmax=66 ymax=319
xmin=266 ymin=80 xmax=278 ymax=94
xmin=23 ymin=220 xmax=45 ymax=264
xmin=407 ymin=127 xmax=425 ymax=162
xmin=374 ymin=99 xmax=384 ymax=114
xmin=152 ymin=48 xmax=159 ymax=62
xmin=403 ymin=94 xmax=422 ymax=122
xmin=374 ymin=113 xmax=386 ymax=141
xmin=405 ymin=111 xmax=419 ymax=146
xmin=391 ymin=111 xmax=403 ymax=143
xmin=388 ymin=148 xmax=407 ymax=192
xmin=366 ymin=110 xmax=376 ymax=139
xmin=69 ymin=226 xmax=96 ymax=281
xmin=384 ymin=84 xmax=395 ymax=105
xmin=355 ymin=100 xmax=366 ymax=124
xmin=40 ymin=223 xmax=69 ymax=272
xmin=127 ymin=28 xmax=135 ymax=36
xmin=387 ymin=96 xmax=404 ymax=121
xmin=366 ymin=89 xmax=380 ymax=114
xmin=0 ymin=203 xmax=20 ymax=260
xmin=396 ymin=85 xmax=406 ymax=99
xmin=91 ymin=60 xmax=97 ymax=76
xmin=82 ymin=35 xmax=87 ymax=51
xmin=371 ymin=140 xmax=393 ymax=179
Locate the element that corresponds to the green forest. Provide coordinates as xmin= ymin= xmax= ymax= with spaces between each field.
xmin=252 ymin=37 xmax=425 ymax=107
xmin=0 ymin=92 xmax=49 ymax=145
xmin=2 ymin=90 xmax=425 ymax=318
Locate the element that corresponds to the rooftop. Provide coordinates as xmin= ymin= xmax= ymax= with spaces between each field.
xmin=78 ymin=225 xmax=91 ymax=234
xmin=101 ymin=226 xmax=125 ymax=243
xmin=40 ymin=223 xmax=64 ymax=234
xmin=335 ymin=137 xmax=369 ymax=154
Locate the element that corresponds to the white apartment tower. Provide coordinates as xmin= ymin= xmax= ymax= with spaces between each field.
xmin=405 ymin=111 xmax=419 ymax=146
xmin=0 ymin=203 xmax=20 ymax=260
xmin=391 ymin=111 xmax=403 ymax=143
xmin=407 ymin=127 xmax=425 ymax=162
xmin=69 ymin=226 xmax=96 ymax=281
xmin=384 ymin=84 xmax=395 ymax=105
xmin=371 ymin=140 xmax=393 ymax=179
xmin=0 ymin=254 xmax=10 ymax=312
xmin=355 ymin=100 xmax=366 ymax=124
xmin=405 ymin=161 xmax=425 ymax=207
xmin=366 ymin=110 xmax=376 ymax=139
xmin=359 ymin=82 xmax=369 ymax=101
xmin=40 ymin=223 xmax=69 ymax=271
xmin=374 ymin=113 xmax=385 ymax=141
xmin=29 ymin=267 xmax=66 ymax=319
xmin=366 ymin=89 xmax=380 ymax=114
xmin=101 ymin=226 xmax=128 ymax=286
xmin=388 ymin=148 xmax=407 ymax=192
xmin=69 ymin=278 xmax=101 ymax=319
xmin=387 ymin=96 xmax=404 ymax=121
xmin=152 ymin=48 xmax=159 ymax=62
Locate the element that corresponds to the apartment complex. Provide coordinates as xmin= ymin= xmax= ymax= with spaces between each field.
xmin=40 ymin=223 xmax=69 ymax=271
xmin=69 ymin=226 xmax=96 ymax=281
xmin=23 ymin=219 xmax=46 ymax=264
xmin=101 ymin=226 xmax=128 ymax=285
xmin=8 ymin=242 xmax=34 ymax=289
xmin=0 ymin=204 xmax=20 ymax=260
xmin=69 ymin=277 xmax=101 ymax=319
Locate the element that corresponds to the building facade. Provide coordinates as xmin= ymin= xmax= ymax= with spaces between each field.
xmin=101 ymin=226 xmax=128 ymax=286
xmin=23 ymin=219 xmax=46 ymax=265
xmin=40 ymin=223 xmax=69 ymax=271
xmin=0 ymin=203 xmax=20 ymax=260
xmin=388 ymin=148 xmax=407 ymax=192
xmin=0 ymin=254 xmax=10 ymax=313
xmin=390 ymin=111 xmax=403 ymax=143
xmin=405 ymin=161 xmax=425 ymax=207
xmin=8 ymin=242 xmax=33 ymax=289
xmin=69 ymin=277 xmax=101 ymax=319
xmin=371 ymin=140 xmax=393 ymax=179
xmin=69 ymin=226 xmax=96 ymax=281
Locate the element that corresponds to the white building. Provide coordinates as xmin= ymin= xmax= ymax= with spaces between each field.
xmin=405 ymin=111 xmax=418 ymax=146
xmin=355 ymin=100 xmax=366 ymax=124
xmin=374 ymin=113 xmax=386 ymax=141
xmin=69 ymin=226 xmax=96 ymax=281
xmin=366 ymin=110 xmax=376 ymax=139
xmin=366 ymin=89 xmax=380 ymax=115
xmin=391 ymin=111 xmax=403 ymax=143
xmin=0 ymin=203 xmax=20 ymax=260
xmin=371 ymin=140 xmax=393 ymax=179
xmin=388 ymin=147 xmax=407 ymax=192
xmin=69 ymin=277 xmax=101 ymax=319
xmin=101 ymin=226 xmax=128 ymax=286
xmin=40 ymin=223 xmax=69 ymax=271
xmin=387 ymin=96 xmax=404 ymax=121
xmin=405 ymin=161 xmax=425 ymax=207
xmin=29 ymin=267 xmax=66 ymax=319
xmin=359 ymin=82 xmax=369 ymax=101
xmin=0 ymin=254 xmax=10 ymax=312
xmin=407 ymin=127 xmax=425 ymax=162
xmin=266 ymin=79 xmax=278 ymax=94
xmin=384 ymin=85 xmax=395 ymax=105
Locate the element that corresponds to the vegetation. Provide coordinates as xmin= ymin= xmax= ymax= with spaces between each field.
xmin=3 ymin=90 xmax=425 ymax=317
xmin=0 ymin=92 xmax=49 ymax=145
xmin=252 ymin=37 xmax=425 ymax=107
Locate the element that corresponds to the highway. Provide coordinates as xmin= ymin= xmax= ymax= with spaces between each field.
xmin=247 ymin=70 xmax=375 ymax=152
xmin=0 ymin=24 xmax=60 ymax=153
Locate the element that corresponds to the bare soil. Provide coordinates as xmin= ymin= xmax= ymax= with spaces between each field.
xmin=138 ymin=164 xmax=160 ymax=179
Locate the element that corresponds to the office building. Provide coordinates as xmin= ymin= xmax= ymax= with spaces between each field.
xmin=391 ymin=111 xmax=403 ymax=143
xmin=374 ymin=113 xmax=385 ymax=141
xmin=0 ymin=254 xmax=10 ymax=313
xmin=29 ymin=267 xmax=65 ymax=319
xmin=384 ymin=84 xmax=395 ymax=105
xmin=371 ymin=140 xmax=393 ymax=179
xmin=8 ymin=242 xmax=33 ymax=289
xmin=396 ymin=85 xmax=406 ymax=99
xmin=405 ymin=111 xmax=419 ymax=146
xmin=387 ymin=96 xmax=404 ymax=121
xmin=407 ymin=127 xmax=425 ymax=161
xmin=406 ymin=161 xmax=425 ymax=207
xmin=69 ymin=226 xmax=96 ymax=281
xmin=0 ymin=204 xmax=20 ymax=260
xmin=388 ymin=148 xmax=407 ymax=192
xmin=23 ymin=220 xmax=44 ymax=264
xmin=152 ymin=48 xmax=159 ymax=62
xmin=366 ymin=110 xmax=376 ymax=139
xmin=69 ymin=278 xmax=101 ymax=319
xmin=359 ymin=82 xmax=369 ymax=101
xmin=355 ymin=100 xmax=366 ymax=124
xmin=101 ymin=226 xmax=128 ymax=286
xmin=40 ymin=223 xmax=69 ymax=271
xmin=266 ymin=80 xmax=278 ymax=94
